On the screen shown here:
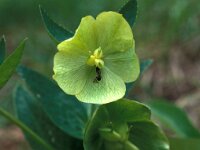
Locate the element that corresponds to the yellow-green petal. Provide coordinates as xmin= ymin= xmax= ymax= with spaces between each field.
xmin=53 ymin=51 xmax=91 ymax=95
xmin=96 ymin=11 xmax=133 ymax=54
xmin=105 ymin=47 xmax=140 ymax=83
xmin=76 ymin=67 xmax=126 ymax=104
xmin=57 ymin=38 xmax=88 ymax=56
xmin=73 ymin=16 xmax=97 ymax=52
xmin=53 ymin=11 xmax=139 ymax=104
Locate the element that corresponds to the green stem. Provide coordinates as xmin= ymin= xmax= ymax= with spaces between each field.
xmin=0 ymin=107 xmax=54 ymax=150
xmin=125 ymin=141 xmax=139 ymax=150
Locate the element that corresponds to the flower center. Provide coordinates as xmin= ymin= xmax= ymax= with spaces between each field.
xmin=87 ymin=47 xmax=104 ymax=68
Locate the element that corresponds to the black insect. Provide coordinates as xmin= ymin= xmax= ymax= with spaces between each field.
xmin=93 ymin=67 xmax=102 ymax=83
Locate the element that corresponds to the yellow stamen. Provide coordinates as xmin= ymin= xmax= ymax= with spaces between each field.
xmin=87 ymin=47 xmax=104 ymax=68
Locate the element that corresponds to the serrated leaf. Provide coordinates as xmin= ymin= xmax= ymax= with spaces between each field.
xmin=39 ymin=5 xmax=73 ymax=44
xmin=14 ymin=85 xmax=83 ymax=150
xmin=148 ymin=100 xmax=200 ymax=138
xmin=0 ymin=38 xmax=26 ymax=89
xmin=119 ymin=0 xmax=138 ymax=27
xmin=0 ymin=36 xmax=6 ymax=64
xmin=17 ymin=66 xmax=94 ymax=139
xmin=125 ymin=59 xmax=153 ymax=96
xmin=84 ymin=99 xmax=169 ymax=150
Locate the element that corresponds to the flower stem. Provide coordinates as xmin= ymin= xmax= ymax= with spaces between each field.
xmin=0 ymin=107 xmax=54 ymax=150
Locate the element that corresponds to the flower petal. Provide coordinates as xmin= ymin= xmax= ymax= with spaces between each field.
xmin=73 ymin=15 xmax=97 ymax=52
xmin=96 ymin=11 xmax=133 ymax=54
xmin=104 ymin=48 xmax=140 ymax=82
xmin=57 ymin=38 xmax=88 ymax=56
xmin=76 ymin=67 xmax=125 ymax=104
xmin=53 ymin=51 xmax=91 ymax=95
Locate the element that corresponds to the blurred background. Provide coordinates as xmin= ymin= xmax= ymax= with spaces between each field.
xmin=0 ymin=0 xmax=199 ymax=149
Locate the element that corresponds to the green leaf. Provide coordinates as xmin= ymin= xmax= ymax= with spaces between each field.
xmin=129 ymin=121 xmax=169 ymax=150
xmin=125 ymin=59 xmax=153 ymax=96
xmin=84 ymin=99 xmax=169 ymax=150
xmin=119 ymin=0 xmax=138 ymax=27
xmin=0 ymin=95 xmax=16 ymax=127
xmin=17 ymin=66 xmax=93 ymax=139
xmin=39 ymin=5 xmax=73 ymax=44
xmin=169 ymin=138 xmax=200 ymax=150
xmin=0 ymin=35 xmax=6 ymax=64
xmin=0 ymin=38 xmax=27 ymax=89
xmin=14 ymin=85 xmax=83 ymax=150
xmin=140 ymin=59 xmax=153 ymax=73
xmin=148 ymin=100 xmax=200 ymax=138
xmin=0 ymin=107 xmax=54 ymax=150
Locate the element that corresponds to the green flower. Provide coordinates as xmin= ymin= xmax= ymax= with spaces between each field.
xmin=53 ymin=11 xmax=140 ymax=104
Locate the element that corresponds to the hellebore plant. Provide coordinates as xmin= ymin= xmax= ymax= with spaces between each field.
xmin=53 ymin=12 xmax=140 ymax=104
xmin=0 ymin=1 xmax=180 ymax=150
